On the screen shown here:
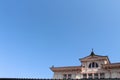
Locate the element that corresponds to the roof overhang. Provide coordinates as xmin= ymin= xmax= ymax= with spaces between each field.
xmin=79 ymin=55 xmax=110 ymax=64
xmin=102 ymin=63 xmax=120 ymax=69
xmin=50 ymin=66 xmax=81 ymax=72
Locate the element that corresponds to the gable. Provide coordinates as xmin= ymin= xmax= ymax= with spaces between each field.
xmin=79 ymin=51 xmax=110 ymax=64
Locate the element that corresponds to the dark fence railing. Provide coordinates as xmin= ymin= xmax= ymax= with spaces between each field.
xmin=0 ymin=78 xmax=120 ymax=80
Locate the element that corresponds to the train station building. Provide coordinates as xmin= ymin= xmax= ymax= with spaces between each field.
xmin=50 ymin=50 xmax=120 ymax=79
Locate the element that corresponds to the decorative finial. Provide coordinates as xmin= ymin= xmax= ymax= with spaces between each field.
xmin=90 ymin=48 xmax=95 ymax=56
xmin=92 ymin=48 xmax=93 ymax=52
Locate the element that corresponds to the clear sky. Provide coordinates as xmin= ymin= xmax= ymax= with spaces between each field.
xmin=0 ymin=0 xmax=120 ymax=78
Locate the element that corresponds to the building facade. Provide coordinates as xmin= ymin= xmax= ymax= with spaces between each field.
xmin=50 ymin=51 xmax=120 ymax=79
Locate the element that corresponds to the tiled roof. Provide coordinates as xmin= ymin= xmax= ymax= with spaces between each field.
xmin=103 ymin=62 xmax=120 ymax=69
xmin=0 ymin=78 xmax=120 ymax=80
xmin=50 ymin=66 xmax=81 ymax=72
xmin=79 ymin=51 xmax=110 ymax=63
xmin=80 ymin=51 xmax=108 ymax=60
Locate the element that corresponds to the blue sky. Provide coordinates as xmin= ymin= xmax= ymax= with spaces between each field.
xmin=0 ymin=0 xmax=120 ymax=78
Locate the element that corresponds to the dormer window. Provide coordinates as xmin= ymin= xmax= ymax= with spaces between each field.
xmin=89 ymin=62 xmax=99 ymax=68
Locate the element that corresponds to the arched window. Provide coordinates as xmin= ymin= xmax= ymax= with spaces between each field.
xmin=89 ymin=63 xmax=92 ymax=68
xmin=92 ymin=62 xmax=95 ymax=67
xmin=96 ymin=63 xmax=98 ymax=67
xmin=89 ymin=62 xmax=99 ymax=68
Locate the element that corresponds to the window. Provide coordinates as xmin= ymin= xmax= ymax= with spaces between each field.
xmin=63 ymin=74 xmax=72 ymax=79
xmin=100 ymin=73 xmax=105 ymax=79
xmin=68 ymin=74 xmax=71 ymax=79
xmin=88 ymin=74 xmax=92 ymax=79
xmin=89 ymin=62 xmax=99 ymax=68
xmin=83 ymin=74 xmax=87 ymax=79
xmin=94 ymin=73 xmax=98 ymax=79
xmin=63 ymin=74 xmax=67 ymax=79
xmin=95 ymin=63 xmax=98 ymax=68
xmin=89 ymin=63 xmax=92 ymax=68
xmin=92 ymin=62 xmax=95 ymax=67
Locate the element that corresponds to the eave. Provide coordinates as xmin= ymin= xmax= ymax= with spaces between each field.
xmin=50 ymin=66 xmax=81 ymax=72
xmin=102 ymin=62 xmax=120 ymax=69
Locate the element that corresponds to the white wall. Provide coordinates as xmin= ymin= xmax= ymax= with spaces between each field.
xmin=53 ymin=59 xmax=120 ymax=79
xmin=53 ymin=72 xmax=63 ymax=79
